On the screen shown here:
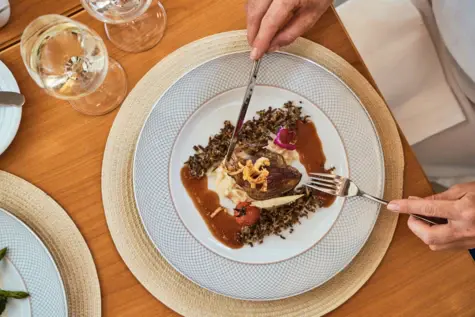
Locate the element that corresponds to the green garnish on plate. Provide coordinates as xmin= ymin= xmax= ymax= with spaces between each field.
xmin=0 ymin=247 xmax=30 ymax=314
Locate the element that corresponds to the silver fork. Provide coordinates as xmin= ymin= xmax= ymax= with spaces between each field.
xmin=306 ymin=173 xmax=447 ymax=225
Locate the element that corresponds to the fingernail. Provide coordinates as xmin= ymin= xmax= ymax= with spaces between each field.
xmin=250 ymin=47 xmax=259 ymax=60
xmin=387 ymin=203 xmax=400 ymax=211
xmin=269 ymin=45 xmax=279 ymax=52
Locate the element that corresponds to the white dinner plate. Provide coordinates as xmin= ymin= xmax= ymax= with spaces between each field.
xmin=0 ymin=208 xmax=68 ymax=317
xmin=0 ymin=60 xmax=22 ymax=156
xmin=170 ymin=85 xmax=348 ymax=264
xmin=134 ymin=52 xmax=385 ymax=300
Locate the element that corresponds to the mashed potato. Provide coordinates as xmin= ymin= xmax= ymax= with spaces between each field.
xmin=265 ymin=141 xmax=299 ymax=165
xmin=214 ymin=165 xmax=250 ymax=204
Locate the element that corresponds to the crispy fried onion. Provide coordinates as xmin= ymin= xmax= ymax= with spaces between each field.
xmin=228 ymin=157 xmax=270 ymax=192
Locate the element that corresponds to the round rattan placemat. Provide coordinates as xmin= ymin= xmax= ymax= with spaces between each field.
xmin=0 ymin=171 xmax=101 ymax=317
xmin=102 ymin=30 xmax=403 ymax=317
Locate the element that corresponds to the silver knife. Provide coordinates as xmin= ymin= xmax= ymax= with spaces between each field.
xmin=0 ymin=92 xmax=25 ymax=107
xmin=225 ymin=59 xmax=262 ymax=162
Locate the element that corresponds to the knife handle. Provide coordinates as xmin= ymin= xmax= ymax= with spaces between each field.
xmin=411 ymin=214 xmax=448 ymax=225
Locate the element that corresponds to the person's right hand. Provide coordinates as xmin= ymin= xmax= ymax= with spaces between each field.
xmin=387 ymin=182 xmax=475 ymax=251
xmin=246 ymin=0 xmax=333 ymax=60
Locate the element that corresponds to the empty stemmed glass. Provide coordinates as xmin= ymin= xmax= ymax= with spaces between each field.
xmin=81 ymin=0 xmax=167 ymax=53
xmin=20 ymin=14 xmax=127 ymax=116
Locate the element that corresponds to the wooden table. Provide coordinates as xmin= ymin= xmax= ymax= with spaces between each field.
xmin=1 ymin=2 xmax=474 ymax=316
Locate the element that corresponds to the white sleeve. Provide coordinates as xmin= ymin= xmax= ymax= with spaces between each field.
xmin=432 ymin=0 xmax=475 ymax=90
xmin=337 ymin=0 xmax=465 ymax=145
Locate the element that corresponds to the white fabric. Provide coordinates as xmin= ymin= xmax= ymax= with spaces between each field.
xmin=432 ymin=0 xmax=475 ymax=96
xmin=336 ymin=0 xmax=465 ymax=145
xmin=409 ymin=0 xmax=475 ymax=179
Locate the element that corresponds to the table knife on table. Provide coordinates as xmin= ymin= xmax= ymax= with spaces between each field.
xmin=0 ymin=91 xmax=25 ymax=107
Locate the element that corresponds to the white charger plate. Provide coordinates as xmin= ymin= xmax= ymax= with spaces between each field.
xmin=134 ymin=52 xmax=385 ymax=300
xmin=0 ymin=208 xmax=68 ymax=317
xmin=0 ymin=60 xmax=22 ymax=156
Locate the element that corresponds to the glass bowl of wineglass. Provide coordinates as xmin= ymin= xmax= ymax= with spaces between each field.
xmin=20 ymin=14 xmax=127 ymax=116
xmin=81 ymin=0 xmax=167 ymax=53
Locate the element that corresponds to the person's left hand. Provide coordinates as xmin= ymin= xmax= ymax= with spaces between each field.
xmin=387 ymin=182 xmax=475 ymax=251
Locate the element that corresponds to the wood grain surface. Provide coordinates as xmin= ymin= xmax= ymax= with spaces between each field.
xmin=0 ymin=1 xmax=473 ymax=316
xmin=0 ymin=0 xmax=82 ymax=50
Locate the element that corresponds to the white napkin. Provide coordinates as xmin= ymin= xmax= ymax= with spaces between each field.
xmin=337 ymin=0 xmax=466 ymax=145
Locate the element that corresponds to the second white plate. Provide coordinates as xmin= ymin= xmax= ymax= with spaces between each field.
xmin=0 ymin=208 xmax=68 ymax=317
xmin=0 ymin=60 xmax=21 ymax=156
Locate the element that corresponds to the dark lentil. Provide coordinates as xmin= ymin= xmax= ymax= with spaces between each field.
xmin=185 ymin=102 xmax=308 ymax=176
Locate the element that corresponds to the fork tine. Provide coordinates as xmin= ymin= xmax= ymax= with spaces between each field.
xmin=304 ymin=184 xmax=338 ymax=196
xmin=310 ymin=172 xmax=341 ymax=180
xmin=309 ymin=176 xmax=338 ymax=186
xmin=308 ymin=178 xmax=339 ymax=190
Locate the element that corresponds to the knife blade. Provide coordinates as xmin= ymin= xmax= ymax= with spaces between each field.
xmin=224 ymin=59 xmax=261 ymax=162
xmin=0 ymin=91 xmax=25 ymax=107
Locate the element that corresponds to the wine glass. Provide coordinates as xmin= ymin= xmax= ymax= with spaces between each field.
xmin=20 ymin=14 xmax=127 ymax=116
xmin=81 ymin=0 xmax=167 ymax=53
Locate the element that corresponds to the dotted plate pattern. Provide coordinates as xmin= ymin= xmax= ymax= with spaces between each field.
xmin=0 ymin=208 xmax=68 ymax=317
xmin=133 ymin=52 xmax=385 ymax=300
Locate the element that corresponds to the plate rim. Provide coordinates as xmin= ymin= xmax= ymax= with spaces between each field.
xmin=0 ymin=207 xmax=69 ymax=316
xmin=132 ymin=50 xmax=386 ymax=301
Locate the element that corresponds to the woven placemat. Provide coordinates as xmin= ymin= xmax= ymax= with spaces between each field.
xmin=102 ymin=30 xmax=403 ymax=316
xmin=0 ymin=171 xmax=101 ymax=317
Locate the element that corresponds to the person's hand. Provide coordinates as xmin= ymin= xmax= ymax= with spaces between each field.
xmin=387 ymin=182 xmax=475 ymax=251
xmin=246 ymin=0 xmax=333 ymax=60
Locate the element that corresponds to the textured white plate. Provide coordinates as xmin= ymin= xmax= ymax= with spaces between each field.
xmin=170 ymin=86 xmax=348 ymax=264
xmin=134 ymin=52 xmax=385 ymax=300
xmin=0 ymin=208 xmax=68 ymax=317
xmin=0 ymin=60 xmax=21 ymax=156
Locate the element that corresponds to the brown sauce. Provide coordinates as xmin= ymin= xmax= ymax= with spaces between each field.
xmin=180 ymin=166 xmax=243 ymax=248
xmin=181 ymin=120 xmax=334 ymax=249
xmin=296 ymin=120 xmax=336 ymax=207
